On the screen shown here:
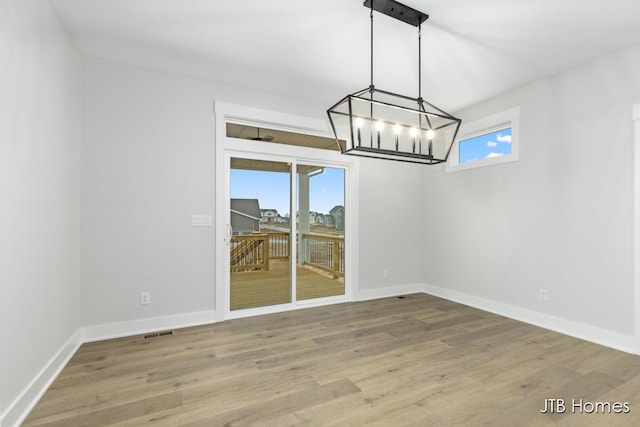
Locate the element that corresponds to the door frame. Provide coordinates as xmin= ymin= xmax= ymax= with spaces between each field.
xmin=634 ymin=103 xmax=640 ymax=354
xmin=214 ymin=101 xmax=360 ymax=321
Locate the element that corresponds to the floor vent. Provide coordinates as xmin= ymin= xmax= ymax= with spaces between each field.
xmin=144 ymin=330 xmax=174 ymax=339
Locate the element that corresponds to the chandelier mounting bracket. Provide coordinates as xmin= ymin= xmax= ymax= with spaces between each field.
xmin=363 ymin=0 xmax=429 ymax=27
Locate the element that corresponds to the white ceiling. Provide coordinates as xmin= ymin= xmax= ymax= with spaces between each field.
xmin=51 ymin=0 xmax=640 ymax=112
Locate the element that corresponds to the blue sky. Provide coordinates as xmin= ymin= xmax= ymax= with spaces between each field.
xmin=459 ymin=128 xmax=512 ymax=164
xmin=231 ymin=167 xmax=344 ymax=216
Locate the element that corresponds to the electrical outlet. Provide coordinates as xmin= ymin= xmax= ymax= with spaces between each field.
xmin=140 ymin=291 xmax=151 ymax=305
xmin=383 ymin=269 xmax=390 ymax=279
xmin=539 ymin=288 xmax=548 ymax=302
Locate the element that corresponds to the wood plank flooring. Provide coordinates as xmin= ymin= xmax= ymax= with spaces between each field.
xmin=23 ymin=294 xmax=640 ymax=426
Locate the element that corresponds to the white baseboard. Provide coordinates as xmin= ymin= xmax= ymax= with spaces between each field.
xmin=423 ymin=284 xmax=636 ymax=354
xmin=82 ymin=310 xmax=217 ymax=342
xmin=357 ymin=283 xmax=424 ymax=302
xmin=2 ymin=329 xmax=83 ymax=427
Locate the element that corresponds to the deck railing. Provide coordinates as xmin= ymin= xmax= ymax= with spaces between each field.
xmin=231 ymin=231 xmax=344 ymax=279
xmin=301 ymin=233 xmax=344 ymax=279
xmin=266 ymin=232 xmax=290 ymax=260
xmin=230 ymin=234 xmax=270 ymax=271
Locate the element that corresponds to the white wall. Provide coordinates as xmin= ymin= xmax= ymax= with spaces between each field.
xmin=424 ymin=45 xmax=640 ymax=343
xmin=0 ymin=1 xmax=82 ymax=425
xmin=81 ymin=57 xmax=217 ymax=327
xmin=357 ymin=158 xmax=425 ymax=298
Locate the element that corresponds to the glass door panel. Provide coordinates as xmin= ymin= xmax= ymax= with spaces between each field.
xmin=297 ymin=165 xmax=345 ymax=300
xmin=230 ymin=158 xmax=291 ymax=310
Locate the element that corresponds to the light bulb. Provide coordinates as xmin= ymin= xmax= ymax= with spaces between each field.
xmin=409 ymin=127 xmax=418 ymax=137
xmin=354 ymin=117 xmax=363 ymax=146
xmin=426 ymin=129 xmax=435 ymax=140
xmin=375 ymin=121 xmax=385 ymax=132
xmin=393 ymin=124 xmax=401 ymax=151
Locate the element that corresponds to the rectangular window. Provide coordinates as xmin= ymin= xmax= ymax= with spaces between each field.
xmin=459 ymin=127 xmax=512 ymax=164
xmin=446 ymin=107 xmax=519 ymax=172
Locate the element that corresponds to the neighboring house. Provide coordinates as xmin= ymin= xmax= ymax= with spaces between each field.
xmin=260 ymin=208 xmax=280 ymax=222
xmin=322 ymin=214 xmax=335 ymax=227
xmin=296 ymin=211 xmax=321 ymax=225
xmin=231 ymin=199 xmax=261 ymax=234
xmin=297 ymin=208 xmax=344 ymax=228
xmin=329 ymin=205 xmax=345 ymax=230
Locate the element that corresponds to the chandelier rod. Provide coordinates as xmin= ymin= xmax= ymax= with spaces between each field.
xmin=369 ymin=1 xmax=374 ymax=147
xmin=418 ymin=24 xmax=422 ymax=103
xmin=370 ymin=1 xmax=374 ymax=89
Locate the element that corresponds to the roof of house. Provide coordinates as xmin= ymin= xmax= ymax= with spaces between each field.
xmin=231 ymin=199 xmax=261 ymax=219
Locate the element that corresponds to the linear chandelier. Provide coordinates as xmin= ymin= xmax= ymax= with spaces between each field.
xmin=327 ymin=0 xmax=461 ymax=164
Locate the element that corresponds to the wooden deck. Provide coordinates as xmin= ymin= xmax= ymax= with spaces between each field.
xmin=230 ymin=260 xmax=345 ymax=310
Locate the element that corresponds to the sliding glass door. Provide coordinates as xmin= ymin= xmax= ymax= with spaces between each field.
xmin=228 ymin=156 xmax=346 ymax=313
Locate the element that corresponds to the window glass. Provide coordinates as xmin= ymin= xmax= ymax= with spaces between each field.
xmin=459 ymin=128 xmax=512 ymax=164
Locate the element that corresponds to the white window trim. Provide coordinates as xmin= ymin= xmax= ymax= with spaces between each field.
xmin=446 ymin=106 xmax=520 ymax=173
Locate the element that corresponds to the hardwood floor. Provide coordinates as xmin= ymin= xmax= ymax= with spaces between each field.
xmin=24 ymin=294 xmax=640 ymax=426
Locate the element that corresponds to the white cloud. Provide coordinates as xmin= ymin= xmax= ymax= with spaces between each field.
xmin=486 ymin=141 xmax=498 ymax=147
xmin=496 ymin=134 xmax=511 ymax=143
xmin=485 ymin=152 xmax=504 ymax=158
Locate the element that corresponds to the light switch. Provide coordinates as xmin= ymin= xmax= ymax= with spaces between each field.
xmin=191 ymin=214 xmax=213 ymax=226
